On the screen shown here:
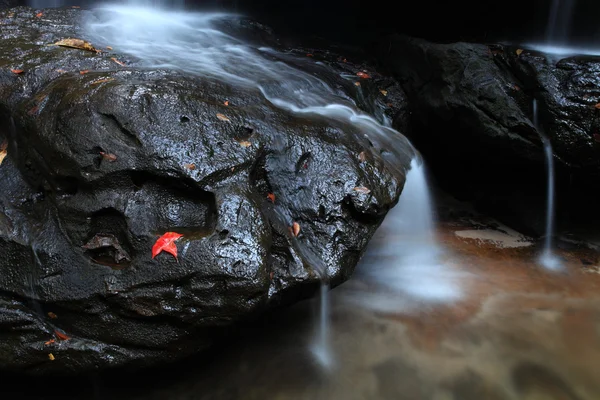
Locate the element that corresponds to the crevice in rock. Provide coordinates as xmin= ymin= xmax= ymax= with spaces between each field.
xmin=99 ymin=112 xmax=143 ymax=148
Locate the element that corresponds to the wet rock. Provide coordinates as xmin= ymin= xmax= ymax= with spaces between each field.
xmin=377 ymin=35 xmax=600 ymax=234
xmin=0 ymin=8 xmax=410 ymax=373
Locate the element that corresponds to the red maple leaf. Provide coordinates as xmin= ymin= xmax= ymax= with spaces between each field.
xmin=152 ymin=232 xmax=183 ymax=260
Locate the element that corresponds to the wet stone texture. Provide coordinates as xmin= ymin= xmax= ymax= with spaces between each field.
xmin=0 ymin=8 xmax=410 ymax=373
xmin=378 ymin=36 xmax=600 ymax=234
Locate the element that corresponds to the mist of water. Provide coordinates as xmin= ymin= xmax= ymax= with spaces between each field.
xmin=532 ymin=100 xmax=561 ymax=270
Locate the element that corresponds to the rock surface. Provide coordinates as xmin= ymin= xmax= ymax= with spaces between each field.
xmin=0 ymin=7 xmax=410 ymax=373
xmin=377 ymin=35 xmax=600 ymax=233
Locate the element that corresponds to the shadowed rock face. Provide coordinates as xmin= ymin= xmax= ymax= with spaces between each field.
xmin=0 ymin=7 xmax=411 ymax=373
xmin=377 ymin=36 xmax=600 ymax=234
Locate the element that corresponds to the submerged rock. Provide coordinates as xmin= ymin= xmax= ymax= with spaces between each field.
xmin=0 ymin=7 xmax=411 ymax=373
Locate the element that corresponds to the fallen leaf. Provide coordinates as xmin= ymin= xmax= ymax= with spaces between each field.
xmin=306 ymin=53 xmax=313 ymax=57
xmin=45 ymin=339 xmax=55 ymax=345
xmin=216 ymin=113 xmax=230 ymax=122
xmin=291 ymin=222 xmax=300 ymax=237
xmin=223 ymin=101 xmax=229 ymax=107
xmin=36 ymin=12 xmax=43 ymax=18
xmin=99 ymin=151 xmax=117 ymax=162
xmin=594 ymin=103 xmax=600 ymax=109
xmin=48 ymin=353 xmax=55 ymax=361
xmin=90 ymin=77 xmax=115 ymax=85
xmin=184 ymin=163 xmax=196 ymax=170
xmin=79 ymin=70 xmax=89 ymax=75
xmin=342 ymin=58 xmax=347 ymax=62
xmin=28 ymin=106 xmax=39 ymax=115
xmin=0 ymin=140 xmax=7 ymax=165
xmin=54 ymin=38 xmax=99 ymax=53
xmin=353 ymin=186 xmax=371 ymax=194
xmin=386 ymin=102 xmax=393 ymax=107
xmin=358 ymin=151 xmax=366 ymax=162
xmin=594 ymin=133 xmax=600 ymax=143
xmin=111 ymin=57 xmax=126 ymax=66
xmin=152 ymin=232 xmax=184 ymax=260
xmin=55 ymin=69 xmax=67 ymax=73
xmin=354 ymin=82 xmax=361 ymax=87
xmin=238 ymin=140 xmax=251 ymax=147
xmin=54 ymin=330 xmax=70 ymax=341
xmin=379 ymin=89 xmax=388 ymax=96
xmin=269 ymin=271 xmax=274 ymax=280
xmin=516 ymin=48 xmax=523 ymax=56
xmin=513 ymin=85 xmax=520 ymax=91
xmin=267 ymin=193 xmax=275 ymax=203
xmin=106 ymin=46 xmax=113 ymax=50
xmin=356 ymin=71 xmax=371 ymax=79
xmin=10 ymin=69 xmax=24 ymax=74
xmin=47 ymin=312 xmax=58 ymax=319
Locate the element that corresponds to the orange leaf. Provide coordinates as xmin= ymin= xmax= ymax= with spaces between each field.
xmin=353 ymin=186 xmax=371 ymax=194
xmin=354 ymin=82 xmax=361 ymax=87
xmin=80 ymin=70 xmax=89 ymax=75
xmin=379 ymin=89 xmax=388 ymax=96
xmin=45 ymin=339 xmax=55 ymax=345
xmin=184 ymin=163 xmax=196 ymax=170
xmin=54 ymin=38 xmax=99 ymax=53
xmin=54 ymin=330 xmax=70 ymax=341
xmin=91 ymin=77 xmax=115 ymax=85
xmin=516 ymin=49 xmax=523 ymax=56
xmin=152 ymin=232 xmax=183 ymax=260
xmin=111 ymin=57 xmax=126 ymax=66
xmin=47 ymin=312 xmax=58 ymax=319
xmin=55 ymin=69 xmax=67 ymax=73
xmin=106 ymin=46 xmax=113 ymax=50
xmin=99 ymin=151 xmax=117 ymax=162
xmin=267 ymin=193 xmax=275 ymax=203
xmin=48 ymin=353 xmax=55 ymax=361
xmin=238 ymin=140 xmax=251 ymax=147
xmin=291 ymin=222 xmax=300 ymax=237
xmin=36 ymin=12 xmax=43 ymax=18
xmin=0 ymin=140 xmax=8 ymax=166
xmin=594 ymin=103 xmax=600 ymax=109
xmin=11 ymin=69 xmax=24 ymax=74
xmin=306 ymin=53 xmax=313 ymax=57
xmin=223 ymin=100 xmax=229 ymax=106
xmin=216 ymin=113 xmax=230 ymax=122
xmin=356 ymin=71 xmax=371 ymax=79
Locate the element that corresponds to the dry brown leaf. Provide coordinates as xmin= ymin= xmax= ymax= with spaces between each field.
xmin=358 ymin=151 xmax=366 ymax=162
xmin=354 ymin=82 xmax=361 ymax=87
xmin=55 ymin=69 xmax=67 ymax=73
xmin=99 ymin=151 xmax=117 ymax=162
xmin=44 ymin=339 xmax=55 ymax=345
xmin=0 ymin=140 xmax=7 ymax=166
xmin=594 ymin=103 xmax=600 ymax=110
xmin=48 ymin=353 xmax=55 ymax=361
xmin=106 ymin=46 xmax=113 ymax=50
xmin=111 ymin=57 xmax=126 ymax=66
xmin=10 ymin=69 xmax=24 ymax=74
xmin=516 ymin=48 xmax=523 ymax=56
xmin=353 ymin=186 xmax=371 ymax=194
xmin=223 ymin=100 xmax=229 ymax=106
xmin=54 ymin=330 xmax=70 ymax=341
xmin=79 ymin=70 xmax=89 ymax=75
xmin=184 ymin=163 xmax=196 ymax=170
xmin=47 ymin=312 xmax=58 ymax=319
xmin=379 ymin=89 xmax=388 ymax=96
xmin=267 ymin=193 xmax=275 ymax=203
xmin=238 ymin=140 xmax=252 ymax=147
xmin=54 ymin=38 xmax=100 ymax=53
xmin=291 ymin=222 xmax=300 ymax=237
xmin=356 ymin=71 xmax=371 ymax=79
xmin=216 ymin=113 xmax=230 ymax=122
xmin=513 ymin=85 xmax=520 ymax=91
xmin=306 ymin=53 xmax=313 ymax=57
xmin=90 ymin=77 xmax=115 ymax=85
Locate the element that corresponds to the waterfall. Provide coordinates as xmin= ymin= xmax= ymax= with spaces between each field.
xmin=532 ymin=99 xmax=561 ymax=270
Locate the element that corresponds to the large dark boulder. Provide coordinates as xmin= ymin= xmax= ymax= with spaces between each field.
xmin=0 ymin=7 xmax=411 ymax=373
xmin=377 ymin=35 xmax=600 ymax=234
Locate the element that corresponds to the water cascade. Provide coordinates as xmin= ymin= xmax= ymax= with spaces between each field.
xmin=532 ymin=99 xmax=561 ymax=270
xmin=82 ymin=2 xmax=436 ymax=367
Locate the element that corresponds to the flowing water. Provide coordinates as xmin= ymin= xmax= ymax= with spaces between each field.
xmin=532 ymin=100 xmax=561 ymax=270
